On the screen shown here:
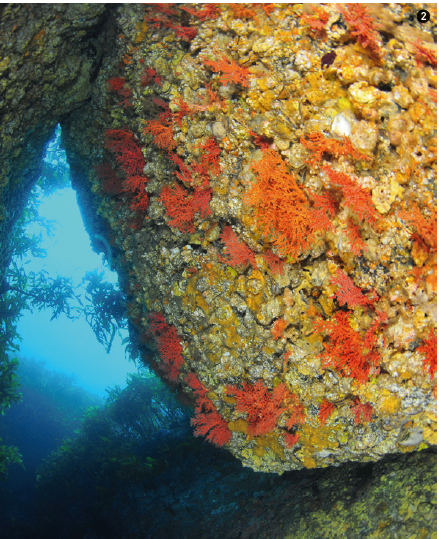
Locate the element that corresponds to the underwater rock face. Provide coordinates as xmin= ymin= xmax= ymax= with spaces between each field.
xmin=0 ymin=3 xmax=111 ymax=282
xmin=1 ymin=4 xmax=437 ymax=474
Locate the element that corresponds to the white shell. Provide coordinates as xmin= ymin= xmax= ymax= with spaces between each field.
xmin=331 ymin=112 xmax=352 ymax=138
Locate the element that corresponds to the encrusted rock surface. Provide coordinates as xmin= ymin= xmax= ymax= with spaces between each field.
xmin=0 ymin=4 xmax=436 ymax=475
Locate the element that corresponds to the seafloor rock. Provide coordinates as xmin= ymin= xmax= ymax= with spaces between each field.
xmin=0 ymin=4 xmax=436 ymax=475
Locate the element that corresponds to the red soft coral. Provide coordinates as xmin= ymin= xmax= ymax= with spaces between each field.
xmin=202 ymin=54 xmax=250 ymax=87
xmin=319 ymin=399 xmax=334 ymax=426
xmin=174 ymin=138 xmax=220 ymax=190
xmin=170 ymin=96 xmax=199 ymax=127
xmin=351 ymin=397 xmax=373 ymax=425
xmin=124 ymin=175 xmax=149 ymax=213
xmin=418 ymin=329 xmax=437 ymax=379
xmin=148 ymin=313 xmax=184 ymax=382
xmin=244 ymin=148 xmax=319 ymax=262
xmin=107 ymin=77 xmax=132 ymax=107
xmin=180 ymin=3 xmax=220 ymax=21
xmin=227 ymin=4 xmax=257 ymax=20
xmin=104 ymin=130 xmax=149 ymax=212
xmin=301 ymin=132 xmax=371 ymax=167
xmin=301 ymin=5 xmax=330 ymax=40
xmin=219 ymin=226 xmax=257 ymax=269
xmin=185 ymin=372 xmax=211 ymax=408
xmin=144 ymin=4 xmax=197 ymax=42
xmin=330 ymin=268 xmax=378 ymax=310
xmin=195 ymin=138 xmax=221 ymax=176
xmin=338 ymin=3 xmax=383 ymax=60
xmin=105 ymin=130 xmax=145 ymax=177
xmin=313 ymin=311 xmax=384 ymax=384
xmin=249 ymin=129 xmax=272 ymax=149
xmin=262 ymin=250 xmax=285 ymax=275
xmin=343 ymin=218 xmax=368 ymax=256
xmin=399 ymin=203 xmax=437 ymax=252
xmin=312 ymin=192 xmax=338 ymax=233
xmin=185 ymin=373 xmax=232 ymax=447
xmin=160 ymin=184 xmax=211 ymax=233
xmin=410 ymin=38 xmax=437 ymax=68
xmin=282 ymin=432 xmax=300 ymax=448
xmin=107 ymin=76 xmax=126 ymax=92
xmin=144 ymin=119 xmax=177 ymax=151
xmin=285 ymin=398 xmax=306 ymax=429
xmin=227 ymin=381 xmax=290 ymax=437
xmin=323 ymin=165 xmax=378 ymax=225
xmin=190 ymin=409 xmax=232 ymax=447
xmin=271 ymin=319 xmax=288 ymax=340
xmin=140 ymin=67 xmax=163 ymax=86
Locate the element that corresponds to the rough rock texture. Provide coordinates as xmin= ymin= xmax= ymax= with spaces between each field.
xmin=0 ymin=3 xmax=113 ymax=282
xmin=110 ymin=441 xmax=436 ymax=539
xmin=0 ymin=3 xmax=436 ymax=478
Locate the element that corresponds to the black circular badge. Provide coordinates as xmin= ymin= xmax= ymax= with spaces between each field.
xmin=417 ymin=10 xmax=430 ymax=23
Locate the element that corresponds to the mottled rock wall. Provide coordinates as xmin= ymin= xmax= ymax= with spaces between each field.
xmin=0 ymin=4 xmax=436 ymax=474
xmin=0 ymin=3 xmax=113 ymax=282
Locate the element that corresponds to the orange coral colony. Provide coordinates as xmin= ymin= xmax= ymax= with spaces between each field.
xmin=94 ymin=2 xmax=436 ymax=474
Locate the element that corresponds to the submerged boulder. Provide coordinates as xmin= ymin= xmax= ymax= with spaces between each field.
xmin=0 ymin=3 xmax=436 ymax=474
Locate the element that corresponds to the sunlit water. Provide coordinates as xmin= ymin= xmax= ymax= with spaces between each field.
xmin=16 ymin=127 xmax=137 ymax=398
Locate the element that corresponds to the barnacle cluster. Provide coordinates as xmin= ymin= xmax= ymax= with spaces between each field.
xmin=91 ymin=3 xmax=436 ymax=473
